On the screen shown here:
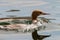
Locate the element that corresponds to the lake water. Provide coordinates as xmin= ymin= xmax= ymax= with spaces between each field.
xmin=0 ymin=0 xmax=60 ymax=40
xmin=0 ymin=31 xmax=60 ymax=40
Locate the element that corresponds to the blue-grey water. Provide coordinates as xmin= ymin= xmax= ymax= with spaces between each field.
xmin=0 ymin=31 xmax=60 ymax=40
xmin=0 ymin=0 xmax=60 ymax=40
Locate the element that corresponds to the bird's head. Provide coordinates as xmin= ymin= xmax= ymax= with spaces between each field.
xmin=32 ymin=10 xmax=50 ymax=20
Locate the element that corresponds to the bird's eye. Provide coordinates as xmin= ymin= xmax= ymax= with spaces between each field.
xmin=40 ymin=12 xmax=42 ymax=13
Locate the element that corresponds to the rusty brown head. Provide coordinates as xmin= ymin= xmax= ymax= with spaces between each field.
xmin=32 ymin=10 xmax=49 ymax=20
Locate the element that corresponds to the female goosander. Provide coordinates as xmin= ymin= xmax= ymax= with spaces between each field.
xmin=0 ymin=10 xmax=50 ymax=40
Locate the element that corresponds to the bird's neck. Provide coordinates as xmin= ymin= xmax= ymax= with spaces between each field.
xmin=32 ymin=16 xmax=37 ymax=20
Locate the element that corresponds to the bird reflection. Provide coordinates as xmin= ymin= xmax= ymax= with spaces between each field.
xmin=32 ymin=30 xmax=51 ymax=40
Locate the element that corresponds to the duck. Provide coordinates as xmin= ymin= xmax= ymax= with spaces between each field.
xmin=0 ymin=10 xmax=50 ymax=40
xmin=8 ymin=10 xmax=49 ymax=40
xmin=4 ymin=10 xmax=46 ymax=32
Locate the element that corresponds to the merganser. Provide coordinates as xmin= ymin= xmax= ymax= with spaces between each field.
xmin=0 ymin=10 xmax=50 ymax=40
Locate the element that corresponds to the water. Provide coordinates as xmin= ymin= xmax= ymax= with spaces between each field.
xmin=0 ymin=31 xmax=60 ymax=40
xmin=0 ymin=0 xmax=60 ymax=40
xmin=0 ymin=33 xmax=32 ymax=40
